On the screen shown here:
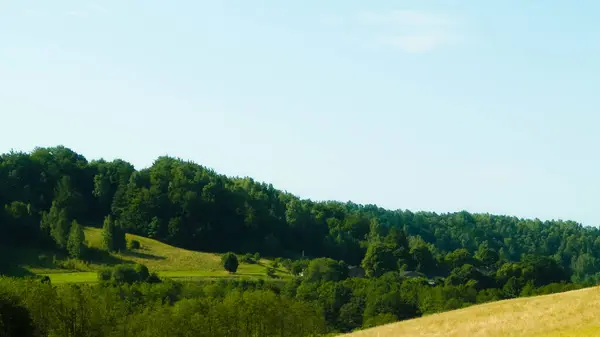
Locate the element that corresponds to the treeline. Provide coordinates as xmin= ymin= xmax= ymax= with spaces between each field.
xmin=0 ymin=267 xmax=586 ymax=336
xmin=0 ymin=277 xmax=326 ymax=337
xmin=2 ymin=146 xmax=600 ymax=283
xmin=281 ymin=256 xmax=584 ymax=333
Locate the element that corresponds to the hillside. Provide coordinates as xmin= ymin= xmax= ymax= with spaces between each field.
xmin=17 ymin=227 xmax=289 ymax=283
xmin=341 ymin=286 xmax=600 ymax=337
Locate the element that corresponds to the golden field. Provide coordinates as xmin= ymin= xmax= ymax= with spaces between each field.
xmin=342 ymin=287 xmax=600 ymax=337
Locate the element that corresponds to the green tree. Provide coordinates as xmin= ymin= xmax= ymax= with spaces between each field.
xmin=361 ymin=242 xmax=400 ymax=278
xmin=101 ymin=215 xmax=115 ymax=252
xmin=102 ymin=215 xmax=125 ymax=252
xmin=67 ymin=220 xmax=85 ymax=259
xmin=445 ymin=248 xmax=473 ymax=270
xmin=305 ymin=258 xmax=348 ymax=283
xmin=40 ymin=201 xmax=69 ymax=249
xmin=221 ymin=252 xmax=239 ymax=273
xmin=475 ymin=242 xmax=499 ymax=267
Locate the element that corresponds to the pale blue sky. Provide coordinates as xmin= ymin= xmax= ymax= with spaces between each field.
xmin=1 ymin=1 xmax=599 ymax=225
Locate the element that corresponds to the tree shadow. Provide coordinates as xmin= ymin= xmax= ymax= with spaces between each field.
xmin=119 ymin=250 xmax=166 ymax=261
xmin=85 ymin=247 xmax=132 ymax=266
xmin=2 ymin=265 xmax=36 ymax=278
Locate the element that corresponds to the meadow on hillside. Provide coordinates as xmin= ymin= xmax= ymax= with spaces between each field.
xmin=14 ymin=227 xmax=290 ymax=283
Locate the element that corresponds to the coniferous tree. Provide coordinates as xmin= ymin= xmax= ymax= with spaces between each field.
xmin=67 ymin=220 xmax=85 ymax=259
xmin=40 ymin=201 xmax=69 ymax=249
xmin=102 ymin=215 xmax=126 ymax=252
xmin=102 ymin=215 xmax=115 ymax=252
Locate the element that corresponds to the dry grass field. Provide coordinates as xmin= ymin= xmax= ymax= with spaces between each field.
xmin=342 ymin=286 xmax=600 ymax=337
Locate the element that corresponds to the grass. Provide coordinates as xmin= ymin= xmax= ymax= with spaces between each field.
xmin=340 ymin=286 xmax=600 ymax=337
xmin=19 ymin=227 xmax=290 ymax=283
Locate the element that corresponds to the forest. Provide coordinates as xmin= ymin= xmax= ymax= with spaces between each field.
xmin=1 ymin=146 xmax=599 ymax=336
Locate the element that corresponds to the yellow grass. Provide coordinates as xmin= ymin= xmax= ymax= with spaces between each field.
xmin=341 ymin=287 xmax=600 ymax=337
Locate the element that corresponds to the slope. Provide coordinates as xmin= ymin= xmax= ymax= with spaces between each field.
xmin=341 ymin=286 xmax=600 ymax=337
xmin=18 ymin=227 xmax=289 ymax=283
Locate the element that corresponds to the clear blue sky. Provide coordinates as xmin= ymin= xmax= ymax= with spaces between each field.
xmin=2 ymin=1 xmax=599 ymax=225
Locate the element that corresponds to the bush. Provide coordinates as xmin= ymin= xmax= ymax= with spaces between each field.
xmin=240 ymin=253 xmax=254 ymax=264
xmin=253 ymin=252 xmax=261 ymax=263
xmin=127 ymin=239 xmax=141 ymax=250
xmin=98 ymin=263 xmax=159 ymax=285
xmin=266 ymin=267 xmax=277 ymax=278
xmin=221 ymin=252 xmax=239 ymax=273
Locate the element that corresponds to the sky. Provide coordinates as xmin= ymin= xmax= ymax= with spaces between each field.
xmin=1 ymin=1 xmax=600 ymax=226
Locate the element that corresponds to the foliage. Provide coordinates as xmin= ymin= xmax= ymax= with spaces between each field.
xmin=67 ymin=220 xmax=85 ymax=259
xmin=305 ymin=258 xmax=348 ymax=283
xmin=2 ymin=146 xmax=600 ymax=334
xmin=127 ymin=239 xmax=141 ymax=250
xmin=98 ymin=264 xmax=159 ymax=285
xmin=221 ymin=252 xmax=239 ymax=273
xmin=0 ymin=277 xmax=326 ymax=337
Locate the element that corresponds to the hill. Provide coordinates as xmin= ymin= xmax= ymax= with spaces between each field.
xmin=341 ymin=286 xmax=600 ymax=337
xmin=15 ymin=227 xmax=289 ymax=283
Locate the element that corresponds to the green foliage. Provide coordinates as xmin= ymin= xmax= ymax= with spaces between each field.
xmin=101 ymin=215 xmax=125 ymax=252
xmin=291 ymin=260 xmax=307 ymax=276
xmin=361 ymin=242 xmax=402 ymax=277
xmin=0 ymin=292 xmax=35 ymax=337
xmin=221 ymin=252 xmax=239 ymax=273
xmin=67 ymin=220 xmax=85 ymax=259
xmin=266 ymin=267 xmax=276 ymax=278
xmin=127 ymin=239 xmax=141 ymax=250
xmin=239 ymin=253 xmax=253 ymax=263
xmin=2 ymin=146 xmax=600 ymax=334
xmin=305 ymin=258 xmax=348 ymax=283
xmin=40 ymin=202 xmax=69 ymax=249
xmin=0 ymin=277 xmax=326 ymax=337
xmin=3 ymin=146 xmax=600 ymax=289
xmin=98 ymin=264 xmax=159 ymax=285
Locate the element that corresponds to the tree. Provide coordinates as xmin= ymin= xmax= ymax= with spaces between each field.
xmin=445 ymin=248 xmax=473 ymax=270
xmin=40 ymin=201 xmax=69 ymax=249
xmin=102 ymin=215 xmax=115 ymax=252
xmin=102 ymin=215 xmax=125 ymax=252
xmin=361 ymin=242 xmax=400 ymax=278
xmin=67 ymin=220 xmax=85 ymax=259
xmin=475 ymin=242 xmax=499 ymax=267
xmin=305 ymin=258 xmax=348 ymax=283
xmin=221 ymin=252 xmax=239 ymax=273
xmin=0 ymin=294 xmax=35 ymax=337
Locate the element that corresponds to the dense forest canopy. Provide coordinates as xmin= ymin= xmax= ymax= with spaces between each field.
xmin=1 ymin=145 xmax=600 ymax=283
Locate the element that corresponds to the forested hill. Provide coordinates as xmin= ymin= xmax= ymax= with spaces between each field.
xmin=2 ymin=145 xmax=600 ymax=282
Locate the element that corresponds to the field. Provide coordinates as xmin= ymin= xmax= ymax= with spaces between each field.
xmin=16 ymin=227 xmax=290 ymax=283
xmin=341 ymin=286 xmax=600 ymax=337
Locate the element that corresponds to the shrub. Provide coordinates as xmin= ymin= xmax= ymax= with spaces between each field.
xmin=240 ymin=253 xmax=254 ymax=264
xmin=221 ymin=253 xmax=239 ymax=273
xmin=127 ymin=239 xmax=141 ymax=250
xmin=253 ymin=252 xmax=261 ymax=263
xmin=98 ymin=263 xmax=159 ymax=285
xmin=266 ymin=267 xmax=277 ymax=278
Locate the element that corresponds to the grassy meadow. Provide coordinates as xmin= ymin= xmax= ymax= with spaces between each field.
xmin=13 ymin=227 xmax=290 ymax=283
xmin=341 ymin=286 xmax=600 ymax=337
